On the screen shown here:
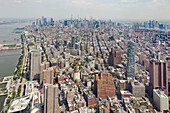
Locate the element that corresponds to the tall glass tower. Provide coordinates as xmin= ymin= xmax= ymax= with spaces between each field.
xmin=72 ymin=37 xmax=75 ymax=48
xmin=126 ymin=41 xmax=135 ymax=78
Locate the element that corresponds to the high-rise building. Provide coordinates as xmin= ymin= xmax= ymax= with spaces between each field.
xmin=44 ymin=84 xmax=60 ymax=113
xmin=126 ymin=41 xmax=135 ymax=78
xmin=64 ymin=20 xmax=68 ymax=26
xmin=149 ymin=60 xmax=168 ymax=97
xmin=94 ymin=72 xmax=116 ymax=98
xmin=108 ymin=48 xmax=121 ymax=67
xmin=30 ymin=49 xmax=42 ymax=81
xmin=130 ymin=81 xmax=145 ymax=97
xmin=42 ymin=16 xmax=47 ymax=26
xmin=50 ymin=18 xmax=54 ymax=26
xmin=43 ymin=67 xmax=54 ymax=84
xmin=35 ymin=19 xmax=39 ymax=25
xmin=80 ymin=43 xmax=85 ymax=55
xmin=40 ymin=61 xmax=50 ymax=85
xmin=71 ymin=37 xmax=75 ymax=48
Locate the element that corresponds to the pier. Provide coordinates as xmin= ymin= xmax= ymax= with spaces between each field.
xmin=0 ymin=48 xmax=21 ymax=56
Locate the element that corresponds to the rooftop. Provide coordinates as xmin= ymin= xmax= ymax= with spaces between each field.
xmin=8 ymin=94 xmax=32 ymax=113
xmin=153 ymin=88 xmax=168 ymax=98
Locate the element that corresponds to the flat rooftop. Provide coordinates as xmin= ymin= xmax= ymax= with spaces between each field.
xmin=8 ymin=94 xmax=32 ymax=113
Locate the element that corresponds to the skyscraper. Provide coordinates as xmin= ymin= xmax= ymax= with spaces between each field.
xmin=44 ymin=84 xmax=61 ymax=113
xmin=108 ymin=48 xmax=121 ymax=67
xmin=94 ymin=72 xmax=116 ymax=98
xmin=30 ymin=49 xmax=42 ymax=81
xmin=40 ymin=61 xmax=50 ymax=85
xmin=64 ymin=20 xmax=68 ymax=26
xmin=43 ymin=67 xmax=54 ymax=84
xmin=149 ymin=59 xmax=168 ymax=98
xmin=50 ymin=18 xmax=54 ymax=26
xmin=126 ymin=41 xmax=135 ymax=78
xmin=71 ymin=37 xmax=75 ymax=48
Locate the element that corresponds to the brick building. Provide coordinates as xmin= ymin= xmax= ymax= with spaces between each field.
xmin=149 ymin=60 xmax=168 ymax=98
xmin=94 ymin=72 xmax=116 ymax=98
xmin=108 ymin=48 xmax=121 ymax=67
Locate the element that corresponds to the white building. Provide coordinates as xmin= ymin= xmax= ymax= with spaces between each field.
xmin=153 ymin=88 xmax=169 ymax=112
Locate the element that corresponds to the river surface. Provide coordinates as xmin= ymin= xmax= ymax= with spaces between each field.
xmin=0 ymin=22 xmax=31 ymax=78
xmin=0 ymin=21 xmax=31 ymax=111
xmin=0 ymin=22 xmax=30 ymax=44
xmin=0 ymin=95 xmax=7 ymax=111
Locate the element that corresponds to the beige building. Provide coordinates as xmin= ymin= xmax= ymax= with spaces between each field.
xmin=130 ymin=81 xmax=145 ymax=97
xmin=44 ymin=83 xmax=60 ymax=113
xmin=72 ymin=66 xmax=81 ymax=81
xmin=43 ymin=67 xmax=54 ymax=84
xmin=40 ymin=61 xmax=50 ymax=84
xmin=30 ymin=49 xmax=42 ymax=81
xmin=153 ymin=88 xmax=169 ymax=112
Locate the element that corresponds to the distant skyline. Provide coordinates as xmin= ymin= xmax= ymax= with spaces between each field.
xmin=0 ymin=0 xmax=170 ymax=20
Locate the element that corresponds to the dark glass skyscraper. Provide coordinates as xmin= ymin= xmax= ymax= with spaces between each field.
xmin=72 ymin=37 xmax=75 ymax=48
xmin=126 ymin=41 xmax=135 ymax=78
xmin=50 ymin=18 xmax=54 ymax=26
xmin=64 ymin=20 xmax=68 ymax=26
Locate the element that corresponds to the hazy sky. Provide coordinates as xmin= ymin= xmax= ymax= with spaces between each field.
xmin=0 ymin=0 xmax=170 ymax=20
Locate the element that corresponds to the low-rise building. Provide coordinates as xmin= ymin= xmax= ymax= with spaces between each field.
xmin=8 ymin=94 xmax=32 ymax=113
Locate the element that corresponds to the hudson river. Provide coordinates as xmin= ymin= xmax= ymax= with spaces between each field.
xmin=0 ymin=22 xmax=30 ymax=78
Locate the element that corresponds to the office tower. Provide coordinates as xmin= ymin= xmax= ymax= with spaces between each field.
xmin=38 ymin=19 xmax=41 ymax=25
xmin=159 ymin=24 xmax=164 ymax=29
xmin=42 ymin=16 xmax=44 ymax=24
xmin=64 ymin=20 xmax=68 ymax=26
xmin=149 ymin=20 xmax=152 ymax=28
xmin=149 ymin=60 xmax=168 ymax=97
xmin=35 ymin=19 xmax=39 ymax=25
xmin=50 ymin=18 xmax=54 ymax=26
xmin=30 ymin=49 xmax=42 ymax=81
xmin=130 ymin=81 xmax=145 ymax=97
xmin=153 ymin=88 xmax=169 ymax=112
xmin=108 ymin=48 xmax=121 ymax=67
xmin=71 ymin=37 xmax=75 ymax=48
xmin=80 ymin=43 xmax=85 ymax=55
xmin=42 ymin=16 xmax=47 ymax=26
xmin=43 ymin=67 xmax=54 ymax=84
xmin=94 ymin=72 xmax=116 ymax=98
xmin=40 ymin=61 xmax=50 ymax=85
xmin=126 ymin=41 xmax=135 ymax=78
xmin=44 ymin=84 xmax=60 ymax=113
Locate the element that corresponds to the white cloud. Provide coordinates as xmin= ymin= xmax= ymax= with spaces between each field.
xmin=0 ymin=0 xmax=170 ymax=20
